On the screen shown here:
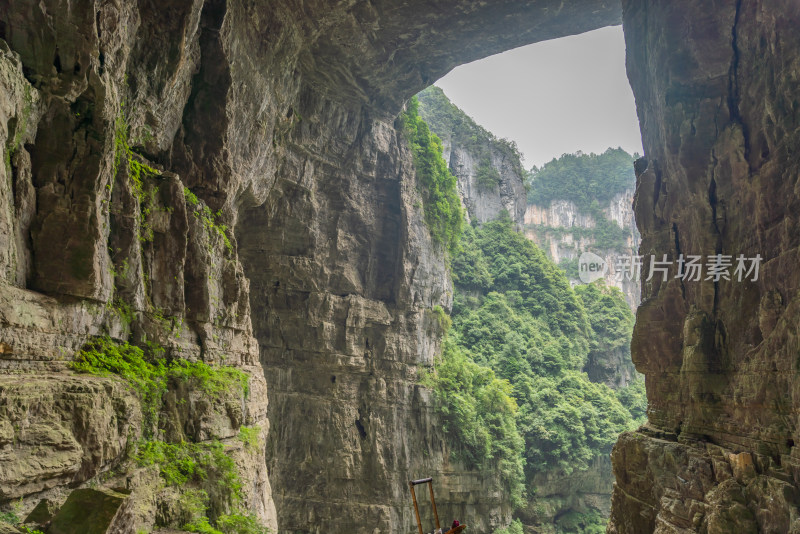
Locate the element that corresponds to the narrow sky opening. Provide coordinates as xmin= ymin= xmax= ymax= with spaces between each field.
xmin=434 ymin=26 xmax=643 ymax=168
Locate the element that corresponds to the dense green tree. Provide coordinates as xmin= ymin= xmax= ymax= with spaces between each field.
xmin=475 ymin=158 xmax=502 ymax=190
xmin=433 ymin=339 xmax=526 ymax=507
xmin=429 ymin=213 xmax=645 ymax=511
xmin=466 ymin=212 xmax=588 ymax=337
xmin=575 ymin=282 xmax=634 ymax=356
xmin=515 ymin=371 xmax=633 ymax=475
xmin=407 ymin=99 xmax=647 ymax=526
xmin=526 ymin=148 xmax=637 ymax=210
xmin=450 ymin=225 xmax=493 ymax=292
xmin=400 ymin=97 xmax=464 ymax=254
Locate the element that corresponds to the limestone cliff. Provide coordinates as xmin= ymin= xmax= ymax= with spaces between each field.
xmin=524 ymin=194 xmax=640 ymax=308
xmin=517 ymin=457 xmax=615 ymax=533
xmin=417 ymin=86 xmax=528 ymax=225
xmin=522 ymin=152 xmax=641 ymax=394
xmin=523 ymin=149 xmax=641 ymax=311
xmin=0 ymin=7 xmax=277 ymax=530
xmin=0 ymin=1 xmax=624 ymax=533
xmin=609 ymin=1 xmax=800 ymax=532
xmin=5 ymin=0 xmax=796 ymax=532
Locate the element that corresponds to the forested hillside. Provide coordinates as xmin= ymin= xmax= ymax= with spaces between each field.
xmin=526 ymin=149 xmax=636 ymax=210
xmin=406 ymin=87 xmax=644 ymax=532
xmin=427 ymin=213 xmax=646 ymax=532
xmin=523 ymin=149 xmax=640 ymax=307
xmin=416 ymin=87 xmax=640 ymax=308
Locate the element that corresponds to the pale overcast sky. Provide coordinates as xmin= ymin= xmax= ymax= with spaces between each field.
xmin=434 ymin=26 xmax=643 ymax=168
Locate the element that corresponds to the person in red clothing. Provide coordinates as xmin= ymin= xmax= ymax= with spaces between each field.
xmin=451 ymin=519 xmax=460 ymax=530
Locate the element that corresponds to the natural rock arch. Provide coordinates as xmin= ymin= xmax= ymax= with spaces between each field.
xmin=234 ymin=2 xmax=626 ymax=531
xmin=0 ymin=0 xmax=798 ymax=532
xmin=237 ymin=0 xmax=800 ymax=530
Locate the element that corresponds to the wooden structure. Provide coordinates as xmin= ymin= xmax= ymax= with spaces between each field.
xmin=409 ymin=477 xmax=466 ymax=534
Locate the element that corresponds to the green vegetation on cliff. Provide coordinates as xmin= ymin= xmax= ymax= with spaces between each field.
xmin=113 ymin=105 xmax=159 ymax=201
xmin=400 ymin=96 xmax=463 ymax=254
xmin=525 ymin=149 xmax=637 ymax=252
xmin=405 ymin=98 xmax=644 ymax=530
xmin=432 ymin=338 xmax=526 ymax=507
xmin=72 ymin=337 xmax=248 ymax=434
xmin=575 ymin=282 xmax=634 ymax=360
xmin=476 ymin=159 xmax=502 ymax=190
xmin=417 ymin=86 xmax=524 ymax=179
xmin=3 ymin=84 xmax=32 ymax=175
xmin=494 ymin=518 xmax=524 ymax=534
xmin=71 ymin=337 xmax=268 ymax=533
xmin=526 ymin=148 xmax=636 ymax=210
xmin=529 ymin=217 xmax=630 ymax=254
xmin=427 ymin=213 xmax=646 ymax=525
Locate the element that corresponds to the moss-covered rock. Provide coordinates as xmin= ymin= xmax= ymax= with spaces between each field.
xmin=23 ymin=498 xmax=59 ymax=525
xmin=48 ymin=488 xmax=128 ymax=534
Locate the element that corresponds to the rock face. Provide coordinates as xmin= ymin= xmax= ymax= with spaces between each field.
xmin=48 ymin=488 xmax=128 ymax=534
xmin=525 ymin=200 xmax=599 ymax=229
xmin=584 ymin=344 xmax=636 ymax=391
xmin=7 ymin=0 xmax=798 ymax=531
xmin=609 ymin=1 xmax=800 ymax=533
xmin=21 ymin=0 xmax=800 ymax=533
xmin=235 ymin=98 xmax=492 ymax=531
xmin=2 ymin=0 xmax=795 ymax=531
xmin=524 ymin=192 xmax=641 ymax=309
xmin=447 ymin=142 xmax=528 ymax=225
xmin=0 ymin=1 xmax=277 ymax=530
xmin=519 ymin=456 xmax=615 ymax=532
xmin=417 ymin=87 xmax=528 ymax=225
xmin=0 ymin=1 xmax=625 ymax=532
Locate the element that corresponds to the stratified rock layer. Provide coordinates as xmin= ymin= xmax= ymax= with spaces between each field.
xmin=609 ymin=1 xmax=800 ymax=532
xmin=0 ymin=0 xmax=277 ymax=529
xmin=6 ymin=0 xmax=800 ymax=532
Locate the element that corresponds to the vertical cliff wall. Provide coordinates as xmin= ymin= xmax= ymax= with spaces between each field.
xmin=523 ymin=191 xmax=641 ymax=309
xmin=0 ymin=1 xmax=279 ymax=530
xmin=235 ymin=90 xmax=509 ymax=531
xmin=205 ymin=2 xmax=623 ymax=531
xmin=417 ymin=86 xmax=528 ymax=225
xmin=609 ymin=1 xmax=800 ymax=532
xmin=7 ymin=0 xmax=797 ymax=531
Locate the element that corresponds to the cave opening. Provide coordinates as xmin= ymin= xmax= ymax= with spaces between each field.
xmin=418 ymin=24 xmax=644 ymax=306
xmin=2 ymin=1 xmax=796 ymax=533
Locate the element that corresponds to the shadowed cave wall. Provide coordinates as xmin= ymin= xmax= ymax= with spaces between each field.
xmin=609 ymin=1 xmax=800 ymax=532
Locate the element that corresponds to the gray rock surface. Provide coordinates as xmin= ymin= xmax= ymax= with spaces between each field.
xmin=417 ymin=87 xmax=528 ymax=225
xmin=609 ymin=1 xmax=800 ymax=532
xmin=447 ymin=143 xmax=528 ymax=225
xmin=12 ymin=0 xmax=798 ymax=533
xmin=524 ymin=193 xmax=641 ymax=309
xmin=0 ymin=0 xmax=622 ymax=531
